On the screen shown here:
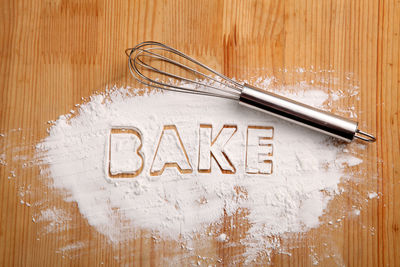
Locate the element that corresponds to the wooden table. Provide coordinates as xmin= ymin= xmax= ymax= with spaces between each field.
xmin=0 ymin=0 xmax=399 ymax=266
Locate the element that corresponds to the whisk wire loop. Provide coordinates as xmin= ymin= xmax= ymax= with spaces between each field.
xmin=134 ymin=53 xmax=240 ymax=98
xmin=126 ymin=41 xmax=242 ymax=100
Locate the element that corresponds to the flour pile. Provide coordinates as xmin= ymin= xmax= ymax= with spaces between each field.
xmin=36 ymin=81 xmax=362 ymax=258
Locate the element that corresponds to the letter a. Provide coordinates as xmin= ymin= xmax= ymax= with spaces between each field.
xmin=150 ymin=125 xmax=193 ymax=176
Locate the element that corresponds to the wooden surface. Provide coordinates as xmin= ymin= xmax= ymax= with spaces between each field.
xmin=0 ymin=0 xmax=399 ymax=266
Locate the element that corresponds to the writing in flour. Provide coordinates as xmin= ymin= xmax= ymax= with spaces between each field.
xmin=36 ymin=80 xmax=363 ymax=259
xmin=108 ymin=128 xmax=144 ymax=177
xmin=108 ymin=124 xmax=273 ymax=178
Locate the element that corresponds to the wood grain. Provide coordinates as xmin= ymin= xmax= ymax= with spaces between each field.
xmin=0 ymin=0 xmax=399 ymax=266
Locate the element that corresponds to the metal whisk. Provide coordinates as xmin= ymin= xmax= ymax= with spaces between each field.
xmin=126 ymin=41 xmax=375 ymax=143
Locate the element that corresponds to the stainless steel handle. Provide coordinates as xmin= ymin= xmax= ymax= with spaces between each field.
xmin=239 ymin=84 xmax=376 ymax=142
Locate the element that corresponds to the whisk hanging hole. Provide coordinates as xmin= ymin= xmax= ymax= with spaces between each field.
xmin=354 ymin=129 xmax=376 ymax=142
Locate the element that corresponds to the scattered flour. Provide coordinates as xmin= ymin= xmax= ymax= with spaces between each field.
xmin=35 ymin=80 xmax=364 ymax=259
xmin=36 ymin=208 xmax=72 ymax=233
xmin=0 ymin=153 xmax=6 ymax=166
xmin=335 ymin=155 xmax=364 ymax=167
xmin=56 ymin=241 xmax=86 ymax=253
xmin=368 ymin=192 xmax=378 ymax=199
xmin=216 ymin=233 xmax=228 ymax=242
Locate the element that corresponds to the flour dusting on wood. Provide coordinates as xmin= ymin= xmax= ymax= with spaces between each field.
xmin=21 ymin=76 xmax=373 ymax=262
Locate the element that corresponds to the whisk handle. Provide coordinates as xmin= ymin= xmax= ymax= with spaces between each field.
xmin=239 ymin=84 xmax=375 ymax=142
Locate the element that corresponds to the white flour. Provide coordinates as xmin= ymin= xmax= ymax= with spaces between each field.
xmin=36 ymin=80 xmax=363 ymax=259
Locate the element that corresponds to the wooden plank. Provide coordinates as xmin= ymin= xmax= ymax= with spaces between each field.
xmin=0 ymin=0 xmax=398 ymax=266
